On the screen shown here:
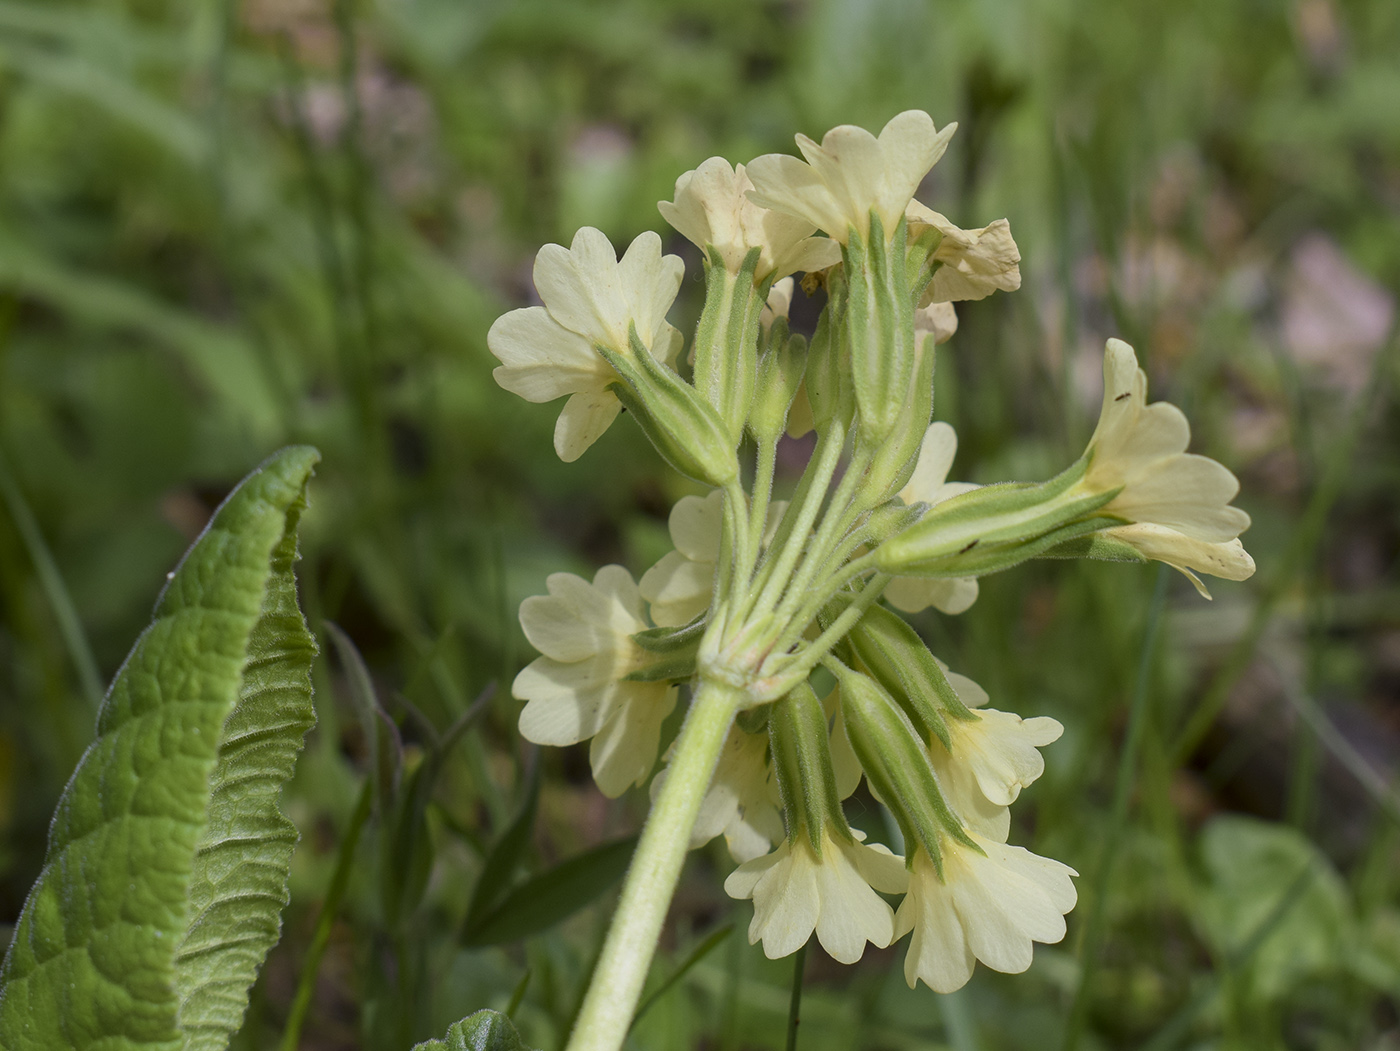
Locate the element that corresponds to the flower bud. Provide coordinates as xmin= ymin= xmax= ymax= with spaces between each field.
xmin=749 ymin=331 xmax=808 ymax=445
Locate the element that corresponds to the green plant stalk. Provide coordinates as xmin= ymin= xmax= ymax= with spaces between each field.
xmin=0 ymin=449 xmax=104 ymax=711
xmin=1061 ymin=565 xmax=1168 ymax=1051
xmin=718 ymin=479 xmax=752 ymax=610
xmin=745 ymin=420 xmax=847 ymax=621
xmin=279 ymin=777 xmax=373 ymax=1051
xmin=769 ymin=444 xmax=876 ymax=631
xmin=566 ymin=676 xmax=744 ymax=1051
xmin=779 ymin=548 xmax=881 ymax=652
xmin=757 ymin=573 xmax=892 ymax=702
xmin=744 ymin=436 xmax=779 ymax=583
xmin=785 ymin=943 xmax=807 ymax=1051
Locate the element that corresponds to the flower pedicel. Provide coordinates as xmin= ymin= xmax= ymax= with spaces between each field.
xmin=487 ymin=111 xmax=1254 ymax=1051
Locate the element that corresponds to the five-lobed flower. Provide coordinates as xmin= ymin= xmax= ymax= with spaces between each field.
xmin=1077 ymin=339 xmax=1256 ymax=596
xmin=906 ymin=201 xmax=1022 ymax=305
xmin=685 ymin=727 xmax=785 ymax=863
xmin=725 ymin=826 xmax=908 ymax=964
xmin=487 ymin=227 xmax=684 ymax=462
xmin=512 ymin=565 xmax=677 ymax=797
xmin=659 ymin=158 xmax=841 ymax=281
xmin=746 ymin=110 xmax=956 ymax=245
xmin=896 ymin=835 xmax=1078 ymax=993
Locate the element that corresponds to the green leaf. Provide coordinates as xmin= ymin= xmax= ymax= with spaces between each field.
xmin=630 ymin=923 xmax=733 ymax=1031
xmin=1195 ymin=815 xmax=1351 ymax=1003
xmin=461 ymin=835 xmax=638 ymax=947
xmin=324 ymin=622 xmax=403 ymax=813
xmin=462 ymin=755 xmax=542 ymax=935
xmin=0 ymin=446 xmax=321 ymax=1051
xmin=411 ymin=1009 xmax=538 ymax=1051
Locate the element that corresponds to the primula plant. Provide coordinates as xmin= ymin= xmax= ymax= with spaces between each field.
xmin=489 ymin=111 xmax=1255 ymax=1051
xmin=0 ymin=111 xmax=1257 ymax=1051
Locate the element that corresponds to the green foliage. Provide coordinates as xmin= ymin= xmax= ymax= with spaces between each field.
xmin=462 ymin=836 xmax=638 ymax=948
xmin=412 ymin=1010 xmax=536 ymax=1051
xmin=1196 ymin=815 xmax=1350 ymax=1002
xmin=0 ymin=0 xmax=1397 ymax=1047
xmin=0 ymin=446 xmax=319 ymax=1050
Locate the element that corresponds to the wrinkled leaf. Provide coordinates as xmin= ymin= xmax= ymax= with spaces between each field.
xmin=411 ymin=1009 xmax=537 ymax=1051
xmin=0 ymin=446 xmax=320 ymax=1051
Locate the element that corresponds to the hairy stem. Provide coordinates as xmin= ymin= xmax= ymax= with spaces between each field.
xmin=566 ymin=677 xmax=744 ymax=1051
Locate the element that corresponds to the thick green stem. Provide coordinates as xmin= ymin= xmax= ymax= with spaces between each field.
xmin=567 ymin=677 xmax=744 ymax=1051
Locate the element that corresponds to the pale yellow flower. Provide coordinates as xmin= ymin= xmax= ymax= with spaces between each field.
xmin=895 ymin=836 xmax=1078 ymax=993
xmin=906 ymin=201 xmax=1022 ymax=304
xmin=885 ymin=423 xmax=981 ymax=615
xmin=687 ymin=727 xmax=784 ymax=863
xmin=760 ymin=276 xmax=795 ymax=330
xmin=639 ymin=490 xmax=789 ymax=628
xmin=1082 ymin=339 xmax=1255 ymax=596
xmin=725 ymin=828 xmax=908 ymax=964
xmin=930 ymin=707 xmax=1063 ymax=843
xmin=513 ymin=565 xmax=677 ymax=797
xmin=488 ymin=228 xmax=684 ymax=462
xmin=746 ymin=111 xmax=956 ymax=245
xmin=659 ymin=158 xmax=840 ymax=280
xmin=824 ymin=687 xmax=864 ymax=801
xmin=916 ymin=301 xmax=960 ymax=347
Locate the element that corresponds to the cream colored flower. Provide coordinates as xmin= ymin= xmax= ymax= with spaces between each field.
xmin=824 ymin=687 xmax=863 ymax=800
xmin=687 ymin=727 xmax=784 ymax=862
xmin=1081 ymin=339 xmax=1255 ymax=596
xmin=895 ymin=836 xmax=1078 ymax=993
xmin=488 ymin=228 xmax=684 ymax=462
xmin=725 ymin=828 xmax=908 ymax=964
xmin=639 ymin=491 xmax=722 ymax=628
xmin=885 ymin=423 xmax=981 ymax=615
xmin=746 ymin=111 xmax=956 ymax=245
xmin=760 ymin=276 xmax=795 ymax=330
xmin=513 ymin=565 xmax=677 ymax=797
xmin=659 ymin=158 xmax=840 ymax=280
xmin=640 ymin=490 xmax=790 ymax=628
xmin=907 ymin=202 xmax=1022 ymax=305
xmin=930 ymin=708 xmax=1063 ymax=842
xmin=916 ymin=301 xmax=959 ymax=347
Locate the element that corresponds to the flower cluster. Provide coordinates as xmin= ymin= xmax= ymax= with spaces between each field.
xmin=491 ymin=111 xmax=1254 ymax=1041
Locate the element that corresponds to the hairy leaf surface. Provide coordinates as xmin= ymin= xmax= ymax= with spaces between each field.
xmin=0 ymin=446 xmax=321 ymax=1051
xmin=412 ymin=1009 xmax=537 ymax=1051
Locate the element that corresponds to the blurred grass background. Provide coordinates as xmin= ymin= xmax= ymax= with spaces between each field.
xmin=2 ymin=0 xmax=1399 ymax=1048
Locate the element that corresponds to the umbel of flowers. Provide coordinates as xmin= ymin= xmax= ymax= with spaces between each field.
xmin=488 ymin=111 xmax=1254 ymax=1051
